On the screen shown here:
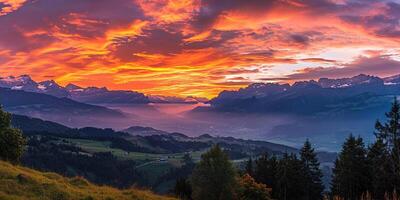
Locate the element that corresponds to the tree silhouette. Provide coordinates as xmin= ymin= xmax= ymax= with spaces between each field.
xmin=375 ymin=98 xmax=400 ymax=190
xmin=191 ymin=145 xmax=237 ymax=200
xmin=0 ymin=106 xmax=26 ymax=163
xmin=331 ymin=135 xmax=370 ymax=200
xmin=245 ymin=158 xmax=254 ymax=177
xmin=300 ymin=139 xmax=324 ymax=200
xmin=367 ymin=139 xmax=394 ymax=199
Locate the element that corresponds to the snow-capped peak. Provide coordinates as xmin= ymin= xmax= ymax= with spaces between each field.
xmin=0 ymin=75 xmax=33 ymax=84
xmin=383 ymin=74 xmax=400 ymax=85
xmin=0 ymin=75 xmax=37 ymax=90
xmin=318 ymin=74 xmax=383 ymax=88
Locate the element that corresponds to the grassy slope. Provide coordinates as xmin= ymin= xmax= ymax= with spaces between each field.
xmin=0 ymin=161 xmax=176 ymax=200
xmin=65 ymin=138 xmax=205 ymax=163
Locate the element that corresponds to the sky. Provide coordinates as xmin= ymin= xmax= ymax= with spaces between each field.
xmin=0 ymin=0 xmax=399 ymax=98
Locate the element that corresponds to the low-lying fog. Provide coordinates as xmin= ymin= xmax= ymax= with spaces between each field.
xmin=18 ymin=101 xmax=387 ymax=151
xmin=56 ymin=103 xmax=381 ymax=152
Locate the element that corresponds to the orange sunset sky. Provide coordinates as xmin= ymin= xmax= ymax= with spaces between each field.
xmin=0 ymin=0 xmax=399 ymax=98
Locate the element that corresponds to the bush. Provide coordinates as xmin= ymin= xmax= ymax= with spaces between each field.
xmin=237 ymin=174 xmax=272 ymax=200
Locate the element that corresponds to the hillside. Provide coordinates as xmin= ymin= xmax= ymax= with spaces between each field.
xmin=0 ymin=87 xmax=128 ymax=128
xmin=0 ymin=161 xmax=176 ymax=200
xmin=0 ymin=87 xmax=124 ymax=117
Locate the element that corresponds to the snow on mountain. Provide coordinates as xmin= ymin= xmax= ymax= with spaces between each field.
xmin=0 ymin=75 xmax=38 ymax=91
xmin=384 ymin=74 xmax=400 ymax=85
xmin=0 ymin=75 xmax=149 ymax=104
xmin=209 ymin=73 xmax=400 ymax=114
xmin=37 ymin=80 xmax=69 ymax=98
xmin=65 ymin=83 xmax=83 ymax=91
xmin=317 ymin=74 xmax=383 ymax=88
xmin=148 ymin=95 xmax=208 ymax=104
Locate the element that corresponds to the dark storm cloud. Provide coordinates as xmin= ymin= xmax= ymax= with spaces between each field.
xmin=191 ymin=0 xmax=341 ymax=30
xmin=341 ymin=2 xmax=400 ymax=38
xmin=290 ymin=34 xmax=310 ymax=45
xmin=185 ymin=30 xmax=240 ymax=50
xmin=111 ymin=29 xmax=184 ymax=61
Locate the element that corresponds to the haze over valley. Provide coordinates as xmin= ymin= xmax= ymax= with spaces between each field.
xmin=2 ymin=73 xmax=398 ymax=151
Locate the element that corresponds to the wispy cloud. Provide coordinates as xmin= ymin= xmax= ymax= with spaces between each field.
xmin=0 ymin=0 xmax=399 ymax=97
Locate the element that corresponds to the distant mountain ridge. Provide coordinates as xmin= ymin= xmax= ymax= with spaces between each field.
xmin=207 ymin=74 xmax=400 ymax=114
xmin=0 ymin=87 xmax=123 ymax=117
xmin=148 ymin=95 xmax=208 ymax=104
xmin=0 ymin=87 xmax=125 ymax=128
xmin=0 ymin=75 xmax=208 ymax=104
xmin=0 ymin=75 xmax=149 ymax=104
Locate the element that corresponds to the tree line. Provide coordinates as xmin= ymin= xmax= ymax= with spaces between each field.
xmin=330 ymin=98 xmax=400 ymax=200
xmin=1 ymin=99 xmax=400 ymax=200
xmin=175 ymin=98 xmax=400 ymax=200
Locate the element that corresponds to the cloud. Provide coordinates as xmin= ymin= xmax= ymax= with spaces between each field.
xmin=286 ymin=55 xmax=400 ymax=80
xmin=0 ymin=0 xmax=400 ymax=97
xmin=0 ymin=0 xmax=144 ymax=52
xmin=110 ymin=28 xmax=184 ymax=62
xmin=340 ymin=2 xmax=400 ymax=38
xmin=0 ymin=0 xmax=27 ymax=15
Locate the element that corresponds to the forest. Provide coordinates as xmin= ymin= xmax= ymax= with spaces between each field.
xmin=0 ymin=99 xmax=399 ymax=200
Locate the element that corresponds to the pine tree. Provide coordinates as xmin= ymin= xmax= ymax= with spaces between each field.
xmin=375 ymin=98 xmax=400 ymax=190
xmin=254 ymin=153 xmax=278 ymax=198
xmin=174 ymin=177 xmax=192 ymax=200
xmin=276 ymin=153 xmax=306 ymax=200
xmin=0 ymin=106 xmax=26 ymax=163
xmin=331 ymin=135 xmax=370 ymax=200
xmin=367 ymin=139 xmax=394 ymax=199
xmin=191 ymin=145 xmax=237 ymax=200
xmin=300 ymin=139 xmax=324 ymax=200
xmin=245 ymin=158 xmax=254 ymax=177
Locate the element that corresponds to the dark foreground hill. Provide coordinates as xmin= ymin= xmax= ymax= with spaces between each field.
xmin=0 ymin=161 xmax=176 ymax=200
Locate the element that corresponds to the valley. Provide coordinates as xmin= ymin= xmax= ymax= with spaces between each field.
xmin=11 ymin=114 xmax=304 ymax=194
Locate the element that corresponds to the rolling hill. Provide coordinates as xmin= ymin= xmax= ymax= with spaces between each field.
xmin=0 ymin=160 xmax=176 ymax=200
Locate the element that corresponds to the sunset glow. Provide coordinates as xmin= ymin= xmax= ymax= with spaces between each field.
xmin=1 ymin=0 xmax=399 ymax=98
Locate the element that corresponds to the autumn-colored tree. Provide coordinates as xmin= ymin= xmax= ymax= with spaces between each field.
xmin=254 ymin=153 xmax=278 ymax=198
xmin=237 ymin=174 xmax=272 ymax=200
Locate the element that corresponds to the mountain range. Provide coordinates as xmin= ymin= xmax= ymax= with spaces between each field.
xmin=0 ymin=87 xmax=125 ymax=124
xmin=205 ymin=74 xmax=400 ymax=115
xmin=0 ymin=75 xmax=207 ymax=105
xmin=2 ymin=73 xmax=400 ymax=150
